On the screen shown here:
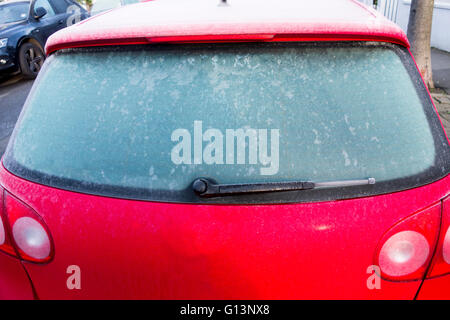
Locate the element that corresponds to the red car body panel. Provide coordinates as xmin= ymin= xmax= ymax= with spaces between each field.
xmin=1 ymin=164 xmax=449 ymax=299
xmin=1 ymin=0 xmax=450 ymax=299
xmin=0 ymin=253 xmax=34 ymax=300
xmin=417 ymin=276 xmax=450 ymax=300
xmin=45 ymin=0 xmax=409 ymax=55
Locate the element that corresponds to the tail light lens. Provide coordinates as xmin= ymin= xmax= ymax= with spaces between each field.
xmin=0 ymin=186 xmax=18 ymax=257
xmin=443 ymin=227 xmax=450 ymax=264
xmin=426 ymin=196 xmax=450 ymax=278
xmin=0 ymin=190 xmax=5 ymax=245
xmin=0 ymin=186 xmax=54 ymax=263
xmin=379 ymin=231 xmax=430 ymax=278
xmin=13 ymin=217 xmax=51 ymax=261
xmin=374 ymin=203 xmax=441 ymax=281
xmin=0 ymin=213 xmax=4 ymax=245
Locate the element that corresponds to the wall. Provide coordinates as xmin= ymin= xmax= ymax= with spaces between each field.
xmin=396 ymin=0 xmax=450 ymax=52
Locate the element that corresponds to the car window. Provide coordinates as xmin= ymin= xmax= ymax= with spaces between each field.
xmin=91 ymin=0 xmax=121 ymax=14
xmin=48 ymin=0 xmax=69 ymax=13
xmin=4 ymin=43 xmax=450 ymax=204
xmin=0 ymin=2 xmax=29 ymax=24
xmin=34 ymin=0 xmax=55 ymax=17
xmin=121 ymin=0 xmax=139 ymax=5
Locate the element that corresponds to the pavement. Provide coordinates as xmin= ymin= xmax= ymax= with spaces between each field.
xmin=0 ymin=75 xmax=34 ymax=156
xmin=432 ymin=93 xmax=450 ymax=137
xmin=431 ymin=48 xmax=450 ymax=137
xmin=432 ymin=48 xmax=450 ymax=94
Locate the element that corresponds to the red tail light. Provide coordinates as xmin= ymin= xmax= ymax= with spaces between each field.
xmin=374 ymin=203 xmax=441 ymax=281
xmin=443 ymin=227 xmax=450 ymax=264
xmin=0 ymin=207 xmax=4 ymax=245
xmin=0 ymin=186 xmax=18 ymax=257
xmin=426 ymin=196 xmax=450 ymax=278
xmin=0 ymin=186 xmax=54 ymax=263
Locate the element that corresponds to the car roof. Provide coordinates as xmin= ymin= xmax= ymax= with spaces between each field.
xmin=46 ymin=0 xmax=410 ymax=55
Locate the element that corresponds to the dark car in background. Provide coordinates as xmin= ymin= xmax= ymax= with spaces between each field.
xmin=0 ymin=0 xmax=88 ymax=79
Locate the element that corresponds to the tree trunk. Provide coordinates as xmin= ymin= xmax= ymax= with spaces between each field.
xmin=407 ymin=0 xmax=435 ymax=89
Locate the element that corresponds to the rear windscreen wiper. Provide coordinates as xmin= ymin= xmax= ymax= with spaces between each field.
xmin=192 ymin=177 xmax=376 ymax=197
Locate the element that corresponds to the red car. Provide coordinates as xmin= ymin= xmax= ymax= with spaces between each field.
xmin=1 ymin=0 xmax=450 ymax=300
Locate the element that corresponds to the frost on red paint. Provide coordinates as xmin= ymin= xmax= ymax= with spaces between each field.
xmin=45 ymin=0 xmax=409 ymax=55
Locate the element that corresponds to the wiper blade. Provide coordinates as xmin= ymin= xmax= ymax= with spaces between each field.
xmin=192 ymin=177 xmax=376 ymax=197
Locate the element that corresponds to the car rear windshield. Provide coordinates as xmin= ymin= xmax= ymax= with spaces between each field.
xmin=4 ymin=43 xmax=450 ymax=204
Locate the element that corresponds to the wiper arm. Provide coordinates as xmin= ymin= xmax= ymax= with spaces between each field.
xmin=192 ymin=177 xmax=375 ymax=197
